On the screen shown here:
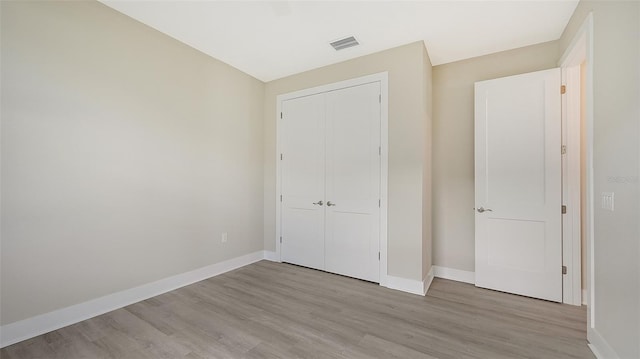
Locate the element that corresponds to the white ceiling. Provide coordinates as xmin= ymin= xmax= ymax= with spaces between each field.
xmin=100 ymin=1 xmax=579 ymax=82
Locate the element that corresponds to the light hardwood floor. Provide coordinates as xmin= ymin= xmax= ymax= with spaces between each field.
xmin=1 ymin=261 xmax=594 ymax=359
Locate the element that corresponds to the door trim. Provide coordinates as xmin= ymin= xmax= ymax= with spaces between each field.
xmin=275 ymin=72 xmax=389 ymax=286
xmin=560 ymin=64 xmax=582 ymax=306
xmin=559 ymin=13 xmax=593 ymax=310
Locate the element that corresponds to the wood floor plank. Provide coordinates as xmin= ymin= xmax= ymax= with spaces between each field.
xmin=1 ymin=261 xmax=595 ymax=359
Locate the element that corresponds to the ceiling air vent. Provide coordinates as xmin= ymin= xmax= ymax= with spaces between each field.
xmin=330 ymin=36 xmax=359 ymax=51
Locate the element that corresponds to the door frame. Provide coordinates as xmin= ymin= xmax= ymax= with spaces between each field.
xmin=275 ymin=72 xmax=389 ymax=285
xmin=560 ymin=63 xmax=582 ymax=306
xmin=559 ymin=13 xmax=594 ymax=311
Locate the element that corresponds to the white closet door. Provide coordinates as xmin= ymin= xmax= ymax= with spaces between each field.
xmin=281 ymin=94 xmax=326 ymax=271
xmin=325 ymin=83 xmax=381 ymax=282
xmin=475 ymin=69 xmax=562 ymax=302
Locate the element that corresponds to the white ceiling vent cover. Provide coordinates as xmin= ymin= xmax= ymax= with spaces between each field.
xmin=330 ymin=36 xmax=359 ymax=51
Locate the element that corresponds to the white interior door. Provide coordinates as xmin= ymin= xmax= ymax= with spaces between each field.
xmin=325 ymin=83 xmax=381 ymax=282
xmin=281 ymin=94 xmax=326 ymax=271
xmin=475 ymin=68 xmax=562 ymax=302
xmin=280 ymin=81 xmax=381 ymax=283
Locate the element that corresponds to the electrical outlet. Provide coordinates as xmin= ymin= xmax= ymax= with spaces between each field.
xmin=221 ymin=232 xmax=228 ymax=243
xmin=601 ymin=192 xmax=614 ymax=211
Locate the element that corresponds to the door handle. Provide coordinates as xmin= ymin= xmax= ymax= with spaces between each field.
xmin=313 ymin=200 xmax=323 ymax=206
xmin=476 ymin=207 xmax=492 ymax=213
xmin=327 ymin=201 xmax=336 ymax=207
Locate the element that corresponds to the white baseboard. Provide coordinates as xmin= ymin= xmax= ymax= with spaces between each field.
xmin=263 ymin=250 xmax=279 ymax=262
xmin=432 ymin=265 xmax=475 ymax=284
xmin=588 ymin=327 xmax=620 ymax=359
xmin=0 ymin=250 xmax=266 ymax=348
xmin=266 ymin=252 xmax=424 ymax=297
xmin=385 ymin=274 xmax=426 ymax=296
xmin=423 ymin=267 xmax=435 ymax=295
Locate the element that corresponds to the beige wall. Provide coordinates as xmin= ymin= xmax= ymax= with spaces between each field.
xmin=264 ymin=42 xmax=432 ymax=281
xmin=1 ymin=1 xmax=265 ymax=325
xmin=422 ymin=45 xmax=433 ymax=279
xmin=560 ymin=1 xmax=640 ymax=358
xmin=431 ymin=41 xmax=559 ymax=271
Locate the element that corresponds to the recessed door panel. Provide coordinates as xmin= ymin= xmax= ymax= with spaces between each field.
xmin=325 ymin=212 xmax=374 ymax=281
xmin=486 ymin=219 xmax=546 ymax=273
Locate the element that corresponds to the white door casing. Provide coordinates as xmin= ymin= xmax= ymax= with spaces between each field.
xmin=559 ymin=14 xmax=592 ymax=308
xmin=475 ymin=68 xmax=563 ymax=302
xmin=325 ymin=83 xmax=381 ymax=282
xmin=561 ymin=65 xmax=583 ymax=306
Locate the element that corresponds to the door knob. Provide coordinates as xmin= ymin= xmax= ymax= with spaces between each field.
xmin=313 ymin=200 xmax=323 ymax=206
xmin=476 ymin=207 xmax=492 ymax=213
xmin=327 ymin=201 xmax=336 ymax=206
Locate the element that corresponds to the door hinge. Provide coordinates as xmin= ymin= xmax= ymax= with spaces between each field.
xmin=280 ymin=112 xmax=283 ymax=119
xmin=561 ymin=145 xmax=567 ymax=154
xmin=379 ymin=146 xmax=381 ymax=156
xmin=561 ymin=85 xmax=566 ymax=94
xmin=378 ymin=252 xmax=380 ymax=260
xmin=280 ymin=236 xmax=282 ymax=243
xmin=562 ymin=205 xmax=567 ymax=214
xmin=280 ymin=153 xmax=283 ymax=160
xmin=379 ymin=94 xmax=381 ymax=103
xmin=378 ymin=199 xmax=381 ymax=207
xmin=280 ymin=195 xmax=282 ymax=202
xmin=562 ymin=265 xmax=567 ymax=275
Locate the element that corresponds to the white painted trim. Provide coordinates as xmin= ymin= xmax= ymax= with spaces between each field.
xmin=582 ymin=289 xmax=587 ymax=305
xmin=263 ymin=250 xmax=279 ymax=262
xmin=276 ymin=72 xmax=387 ymax=102
xmin=432 ymin=265 xmax=475 ymax=284
xmin=378 ymin=73 xmax=389 ymax=287
xmin=559 ymin=14 xmax=589 ymax=66
xmin=423 ymin=267 xmax=435 ymax=295
xmin=559 ymin=12 xmax=594 ymax=326
xmin=560 ymin=64 xmax=583 ymax=306
xmin=588 ymin=328 xmax=620 ymax=359
xmin=275 ymin=98 xmax=283 ymax=262
xmin=274 ymin=72 xmax=390 ymax=285
xmin=0 ymin=251 xmax=266 ymax=348
xmin=383 ymin=269 xmax=433 ymax=297
xmin=385 ymin=275 xmax=425 ymax=296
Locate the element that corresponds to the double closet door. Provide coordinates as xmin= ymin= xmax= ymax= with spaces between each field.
xmin=280 ymin=82 xmax=381 ymax=283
